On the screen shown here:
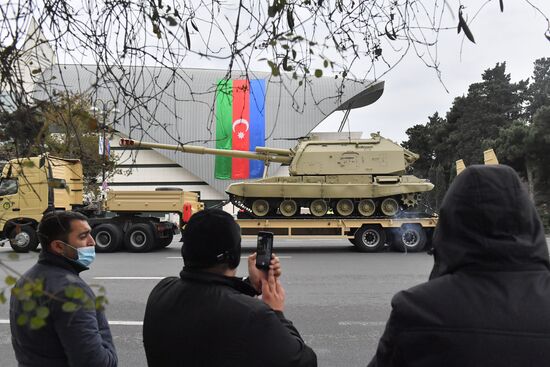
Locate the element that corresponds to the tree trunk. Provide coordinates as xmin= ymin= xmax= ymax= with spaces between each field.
xmin=525 ymin=159 xmax=535 ymax=201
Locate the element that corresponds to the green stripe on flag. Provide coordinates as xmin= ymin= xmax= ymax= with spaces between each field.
xmin=215 ymin=80 xmax=233 ymax=179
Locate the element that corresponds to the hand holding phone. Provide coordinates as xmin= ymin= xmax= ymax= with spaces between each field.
xmin=255 ymin=231 xmax=273 ymax=271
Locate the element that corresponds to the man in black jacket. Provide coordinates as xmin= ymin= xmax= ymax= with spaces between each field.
xmin=10 ymin=211 xmax=117 ymax=367
xmin=143 ymin=209 xmax=317 ymax=367
xmin=368 ymin=164 xmax=550 ymax=367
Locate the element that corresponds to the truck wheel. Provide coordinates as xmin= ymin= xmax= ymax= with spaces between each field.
xmin=157 ymin=233 xmax=174 ymax=248
xmin=124 ymin=223 xmax=156 ymax=252
xmin=391 ymin=224 xmax=427 ymax=253
xmin=9 ymin=226 xmax=39 ymax=253
xmin=92 ymin=224 xmax=123 ymax=253
xmin=353 ymin=225 xmax=386 ymax=253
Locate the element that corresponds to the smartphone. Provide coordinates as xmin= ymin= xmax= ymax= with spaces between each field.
xmin=255 ymin=231 xmax=273 ymax=270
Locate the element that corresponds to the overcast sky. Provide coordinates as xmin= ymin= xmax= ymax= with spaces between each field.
xmin=313 ymin=1 xmax=550 ymax=143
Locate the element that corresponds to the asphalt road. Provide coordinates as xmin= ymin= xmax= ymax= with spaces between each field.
xmin=0 ymin=236 xmax=548 ymax=366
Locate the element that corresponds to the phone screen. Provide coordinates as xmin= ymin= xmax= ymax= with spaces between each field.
xmin=256 ymin=231 xmax=273 ymax=270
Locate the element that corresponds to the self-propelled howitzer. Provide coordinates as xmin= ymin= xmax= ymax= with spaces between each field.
xmin=119 ymin=133 xmax=433 ymax=218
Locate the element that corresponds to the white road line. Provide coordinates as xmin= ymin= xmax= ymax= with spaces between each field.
xmin=166 ymin=256 xmax=293 ymax=259
xmin=93 ymin=277 xmax=165 ymax=280
xmin=339 ymin=321 xmax=387 ymax=326
xmin=0 ymin=319 xmax=142 ymax=326
xmin=109 ymin=321 xmax=143 ymax=326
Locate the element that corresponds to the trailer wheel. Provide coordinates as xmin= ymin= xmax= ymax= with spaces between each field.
xmin=157 ymin=233 xmax=174 ymax=248
xmin=92 ymin=224 xmax=123 ymax=253
xmin=9 ymin=226 xmax=39 ymax=253
xmin=391 ymin=224 xmax=427 ymax=253
xmin=353 ymin=225 xmax=386 ymax=253
xmin=124 ymin=223 xmax=156 ymax=252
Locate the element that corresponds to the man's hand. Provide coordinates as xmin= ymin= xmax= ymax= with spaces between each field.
xmin=248 ymin=253 xmax=281 ymax=293
xmin=261 ymin=269 xmax=285 ymax=312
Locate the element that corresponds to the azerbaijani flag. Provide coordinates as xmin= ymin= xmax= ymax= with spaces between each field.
xmin=215 ymin=79 xmax=266 ymax=179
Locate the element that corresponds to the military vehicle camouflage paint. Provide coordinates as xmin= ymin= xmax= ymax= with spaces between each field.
xmin=120 ymin=133 xmax=433 ymax=218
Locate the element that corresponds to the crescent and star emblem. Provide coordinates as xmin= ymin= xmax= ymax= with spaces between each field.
xmin=232 ymin=119 xmax=250 ymax=140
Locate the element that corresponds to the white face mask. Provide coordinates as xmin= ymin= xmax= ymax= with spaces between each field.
xmin=61 ymin=242 xmax=96 ymax=267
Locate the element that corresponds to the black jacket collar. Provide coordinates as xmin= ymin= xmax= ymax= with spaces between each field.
xmin=180 ymin=268 xmax=258 ymax=297
xmin=38 ymin=249 xmax=89 ymax=274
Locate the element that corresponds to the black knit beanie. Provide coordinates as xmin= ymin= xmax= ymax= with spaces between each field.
xmin=182 ymin=209 xmax=241 ymax=269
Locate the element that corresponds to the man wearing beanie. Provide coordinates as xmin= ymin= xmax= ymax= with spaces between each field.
xmin=143 ymin=209 xmax=317 ymax=367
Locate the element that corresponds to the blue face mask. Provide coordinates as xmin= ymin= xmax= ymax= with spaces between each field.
xmin=62 ymin=242 xmax=96 ymax=267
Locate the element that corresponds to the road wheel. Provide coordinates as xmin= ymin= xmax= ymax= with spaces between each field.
xmin=353 ymin=225 xmax=386 ymax=253
xmin=157 ymin=233 xmax=174 ymax=248
xmin=358 ymin=199 xmax=376 ymax=217
xmin=391 ymin=224 xmax=427 ymax=253
xmin=279 ymin=199 xmax=298 ymax=217
xmin=92 ymin=224 xmax=123 ymax=253
xmin=309 ymin=199 xmax=328 ymax=217
xmin=335 ymin=199 xmax=354 ymax=216
xmin=380 ymin=197 xmax=399 ymax=217
xmin=9 ymin=226 xmax=39 ymax=253
xmin=124 ymin=223 xmax=156 ymax=252
xmin=251 ymin=199 xmax=270 ymax=217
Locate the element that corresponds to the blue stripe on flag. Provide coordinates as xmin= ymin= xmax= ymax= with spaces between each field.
xmin=249 ymin=79 xmax=266 ymax=178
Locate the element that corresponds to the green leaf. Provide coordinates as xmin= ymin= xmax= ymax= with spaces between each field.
xmin=22 ymin=300 xmax=37 ymax=312
xmin=267 ymin=60 xmax=280 ymax=77
xmin=185 ymin=24 xmax=191 ymax=48
xmin=16 ymin=314 xmax=28 ymax=326
xmin=323 ymin=59 xmax=328 ymax=68
xmin=95 ymin=295 xmax=107 ymax=310
xmin=30 ymin=316 xmax=46 ymax=330
xmin=287 ymin=9 xmax=294 ymax=31
xmin=5 ymin=275 xmax=17 ymax=286
xmin=165 ymin=16 xmax=177 ymax=26
xmin=8 ymin=253 xmax=19 ymax=260
xmin=314 ymin=69 xmax=323 ymax=78
xmin=62 ymin=302 xmax=78 ymax=312
xmin=64 ymin=285 xmax=78 ymax=298
xmin=0 ymin=292 xmax=6 ymax=304
xmin=73 ymin=287 xmax=85 ymax=300
xmin=35 ymin=306 xmax=50 ymax=319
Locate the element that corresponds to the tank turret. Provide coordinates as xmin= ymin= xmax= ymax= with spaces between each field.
xmin=119 ymin=133 xmax=433 ymax=218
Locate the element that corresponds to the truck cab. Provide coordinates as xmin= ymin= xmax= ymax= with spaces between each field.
xmin=0 ymin=155 xmax=83 ymax=251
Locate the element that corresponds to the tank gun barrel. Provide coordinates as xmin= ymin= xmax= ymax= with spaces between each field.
xmin=254 ymin=146 xmax=292 ymax=156
xmin=119 ymin=139 xmax=293 ymax=164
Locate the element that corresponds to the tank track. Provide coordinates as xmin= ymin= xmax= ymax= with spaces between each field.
xmin=228 ymin=194 xmax=436 ymax=220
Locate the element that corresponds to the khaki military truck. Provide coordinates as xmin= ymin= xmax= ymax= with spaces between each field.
xmin=0 ymin=154 xmax=203 ymax=253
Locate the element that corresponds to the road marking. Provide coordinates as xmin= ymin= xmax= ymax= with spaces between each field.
xmin=0 ymin=319 xmax=143 ymax=326
xmin=166 ymin=256 xmax=293 ymax=259
xmin=109 ymin=321 xmax=143 ymax=326
xmin=339 ymin=321 xmax=387 ymax=326
xmin=93 ymin=277 xmax=165 ymax=280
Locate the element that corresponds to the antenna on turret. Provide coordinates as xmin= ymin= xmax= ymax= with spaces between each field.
xmin=337 ymin=108 xmax=351 ymax=133
xmin=337 ymin=108 xmax=352 ymax=142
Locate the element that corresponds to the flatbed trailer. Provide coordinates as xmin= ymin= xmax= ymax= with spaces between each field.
xmin=236 ymin=215 xmax=438 ymax=252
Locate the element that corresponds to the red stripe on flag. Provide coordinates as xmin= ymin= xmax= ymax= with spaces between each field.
xmin=232 ymin=80 xmax=250 ymax=179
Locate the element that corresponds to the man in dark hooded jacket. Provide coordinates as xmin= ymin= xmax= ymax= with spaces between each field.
xmin=368 ymin=164 xmax=550 ymax=367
